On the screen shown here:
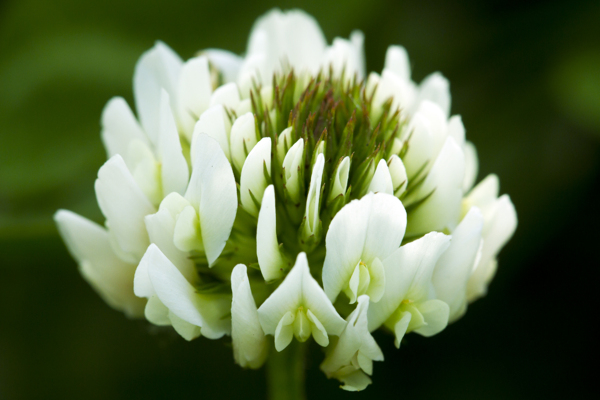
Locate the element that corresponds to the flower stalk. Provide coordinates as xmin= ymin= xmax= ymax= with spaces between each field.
xmin=267 ymin=341 xmax=307 ymax=400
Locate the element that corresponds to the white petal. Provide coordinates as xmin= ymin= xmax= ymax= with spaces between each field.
xmin=209 ymin=82 xmax=241 ymax=110
xmin=368 ymin=232 xmax=450 ymax=330
xmin=467 ymin=195 xmax=517 ymax=301
xmin=202 ymin=48 xmax=243 ymax=83
xmin=321 ymin=296 xmax=382 ymax=377
xmin=413 ymin=299 xmax=450 ymax=337
xmin=240 ymin=137 xmax=272 ymax=217
xmin=328 ymin=156 xmax=350 ymax=202
xmin=282 ymin=138 xmax=305 ymax=204
xmin=274 ymin=311 xmax=295 ymax=351
xmin=392 ymin=312 xmax=411 ymax=348
xmin=100 ymin=97 xmax=149 ymax=169
xmin=157 ymin=90 xmax=189 ymax=196
xmin=323 ymin=35 xmax=364 ymax=79
xmin=417 ymin=73 xmax=451 ymax=117
xmin=405 ymin=232 xmax=452 ymax=302
xmin=177 ymin=56 xmax=212 ymax=138
xmin=247 ymin=9 xmax=327 ymax=78
xmin=323 ymin=193 xmax=406 ymax=302
xmin=54 ymin=210 xmax=144 ymax=318
xmin=144 ymin=193 xmax=196 ymax=281
xmin=144 ymin=296 xmax=170 ymax=325
xmin=384 ymin=45 xmax=410 ymax=81
xmin=462 ymin=141 xmax=479 ymax=193
xmin=448 ymin=115 xmax=465 ymax=148
xmin=143 ymin=244 xmax=231 ymax=339
xmin=465 ymin=174 xmax=499 ymax=211
xmin=186 ymin=134 xmax=238 ymax=266
xmin=388 ymin=155 xmax=408 ymax=197
xmin=169 ymin=312 xmax=202 ymax=341
xmin=413 ymin=100 xmax=448 ymax=160
xmin=401 ymin=112 xmax=433 ymax=178
xmin=432 ymin=207 xmax=483 ymax=321
xmin=257 ymin=185 xmax=289 ymax=281
xmin=373 ymin=69 xmax=416 ymax=115
xmin=94 ymin=155 xmax=155 ymax=262
xmin=302 ymin=153 xmax=325 ymax=237
xmin=258 ymin=253 xmax=345 ymax=336
xmin=173 ymin=205 xmax=202 ymax=253
xmin=133 ymin=41 xmax=183 ymax=143
xmin=368 ymin=159 xmax=394 ymax=195
xmin=231 ymin=264 xmax=268 ymax=368
xmin=405 ymin=136 xmax=466 ymax=236
xmin=230 ymin=112 xmax=258 ymax=173
xmin=191 ymin=105 xmax=231 ymax=162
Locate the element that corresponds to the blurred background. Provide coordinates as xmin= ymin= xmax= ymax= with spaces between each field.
xmin=1 ymin=0 xmax=598 ymax=398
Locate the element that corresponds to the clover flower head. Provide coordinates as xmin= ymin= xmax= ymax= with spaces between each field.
xmin=55 ymin=8 xmax=517 ymax=392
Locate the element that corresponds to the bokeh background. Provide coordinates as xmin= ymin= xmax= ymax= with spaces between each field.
xmin=1 ymin=0 xmax=598 ymax=398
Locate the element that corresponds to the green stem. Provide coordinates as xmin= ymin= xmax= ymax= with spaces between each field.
xmin=266 ymin=341 xmax=307 ymax=400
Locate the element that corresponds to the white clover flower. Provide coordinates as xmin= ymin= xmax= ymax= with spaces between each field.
xmin=55 ymin=8 xmax=517 ymax=394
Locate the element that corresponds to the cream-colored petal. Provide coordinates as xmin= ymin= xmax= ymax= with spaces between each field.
xmin=240 ymin=137 xmax=272 ymax=217
xmin=231 ymin=265 xmax=268 ymax=368
xmin=54 ymin=210 xmax=144 ymax=318
xmin=133 ymin=41 xmax=183 ymax=144
xmin=94 ymin=155 xmax=155 ymax=262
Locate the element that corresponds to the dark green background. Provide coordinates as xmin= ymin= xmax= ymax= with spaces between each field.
xmin=1 ymin=0 xmax=598 ymax=398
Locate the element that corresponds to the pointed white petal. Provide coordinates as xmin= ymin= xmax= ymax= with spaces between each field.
xmin=186 ymin=134 xmax=238 ymax=266
xmin=413 ymin=100 xmax=448 ymax=160
xmin=144 ymin=295 xmax=170 ymax=325
xmin=157 ymin=90 xmax=189 ymax=196
xmin=413 ymin=299 xmax=450 ymax=337
xmin=323 ymin=193 xmax=406 ymax=302
xmin=274 ymin=311 xmax=295 ymax=351
xmin=191 ymin=104 xmax=231 ymax=162
xmin=100 ymin=97 xmax=149 ymax=169
xmin=388 ymin=155 xmax=408 ymax=197
xmin=384 ymin=45 xmax=411 ymax=81
xmin=392 ymin=312 xmax=411 ymax=348
xmin=328 ymin=156 xmax=350 ymax=202
xmin=401 ymin=112 xmax=433 ymax=178
xmin=406 ymin=136 xmax=466 ymax=236
xmin=144 ymin=244 xmax=231 ymax=339
xmin=467 ymin=195 xmax=517 ymax=301
xmin=303 ymin=153 xmax=325 ymax=237
xmin=417 ymin=73 xmax=451 ymax=117
xmin=240 ymin=137 xmax=272 ymax=217
xmin=405 ymin=232 xmax=452 ymax=302
xmin=231 ymin=264 xmax=268 ymax=368
xmin=169 ymin=312 xmax=202 ymax=341
xmin=247 ymin=9 xmax=327 ymax=78
xmin=433 ymin=207 xmax=483 ymax=321
xmin=177 ymin=56 xmax=212 ymax=138
xmin=54 ymin=210 xmax=144 ymax=318
xmin=462 ymin=141 xmax=479 ymax=193
xmin=257 ymin=186 xmax=289 ymax=281
xmin=203 ymin=48 xmax=243 ymax=83
xmin=448 ymin=115 xmax=465 ymax=148
xmin=368 ymin=159 xmax=394 ymax=195
xmin=144 ymin=193 xmax=196 ymax=281
xmin=323 ymin=35 xmax=364 ymax=79
xmin=230 ymin=112 xmax=258 ymax=173
xmin=368 ymin=232 xmax=450 ymax=330
xmin=258 ymin=253 xmax=345 ymax=336
xmin=282 ymin=138 xmax=305 ymax=204
xmin=209 ymin=82 xmax=241 ymax=110
xmin=133 ymin=41 xmax=183 ymax=143
xmin=95 ymin=155 xmax=155 ymax=262
xmin=374 ymin=69 xmax=417 ymax=115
